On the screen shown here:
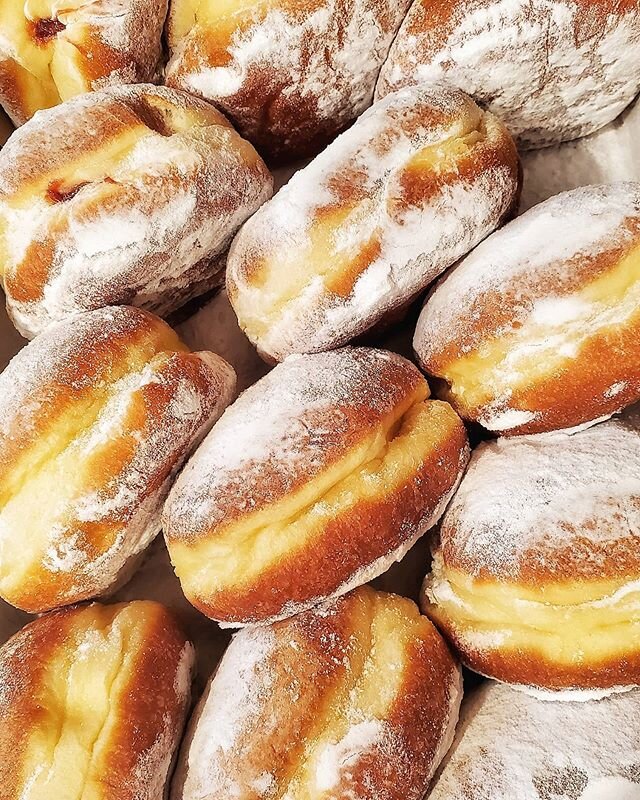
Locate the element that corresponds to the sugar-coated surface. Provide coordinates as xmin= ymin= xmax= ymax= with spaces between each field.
xmin=378 ymin=0 xmax=640 ymax=149
xmin=429 ymin=681 xmax=640 ymax=799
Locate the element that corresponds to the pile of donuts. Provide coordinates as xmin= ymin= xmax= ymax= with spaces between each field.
xmin=0 ymin=1 xmax=639 ymax=798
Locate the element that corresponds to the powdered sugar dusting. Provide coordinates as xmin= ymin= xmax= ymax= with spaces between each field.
xmin=165 ymin=0 xmax=412 ymax=159
xmin=377 ymin=0 xmax=640 ymax=149
xmin=0 ymin=84 xmax=272 ymax=338
xmin=164 ymin=347 xmax=422 ymax=540
xmin=437 ymin=409 xmax=640 ymax=580
xmin=429 ymin=681 xmax=640 ymax=799
xmin=228 ymin=84 xmax=518 ymax=360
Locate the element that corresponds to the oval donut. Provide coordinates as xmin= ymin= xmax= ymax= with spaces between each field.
xmin=0 ymin=600 xmax=194 ymax=800
xmin=0 ymin=83 xmax=273 ymax=339
xmin=429 ymin=680 xmax=640 ymax=800
xmin=0 ymin=305 xmax=236 ymax=613
xmin=227 ymin=84 xmax=520 ymax=362
xmin=376 ymin=0 xmax=640 ymax=149
xmin=423 ymin=408 xmax=640 ymax=695
xmin=415 ymin=182 xmax=640 ymax=436
xmin=172 ymin=586 xmax=462 ymax=800
xmin=163 ymin=347 xmax=469 ymax=626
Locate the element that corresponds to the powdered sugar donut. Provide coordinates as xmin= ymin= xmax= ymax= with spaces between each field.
xmin=521 ymin=92 xmax=640 ymax=211
xmin=429 ymin=681 xmax=640 ymax=800
xmin=423 ymin=408 xmax=640 ymax=695
xmin=376 ymin=0 xmax=640 ymax=150
xmin=0 ymin=600 xmax=194 ymax=799
xmin=164 ymin=0 xmax=412 ymax=162
xmin=0 ymin=0 xmax=167 ymax=126
xmin=172 ymin=586 xmax=462 ymax=800
xmin=415 ymin=182 xmax=640 ymax=436
xmin=163 ymin=347 xmax=469 ymax=626
xmin=227 ymin=85 xmax=520 ymax=362
xmin=0 ymin=83 xmax=273 ymax=339
xmin=0 ymin=305 xmax=236 ymax=613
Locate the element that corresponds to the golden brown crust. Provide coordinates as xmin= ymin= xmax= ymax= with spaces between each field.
xmin=377 ymin=0 xmax=640 ymax=148
xmin=414 ymin=183 xmax=640 ymax=436
xmin=0 ymin=0 xmax=168 ymax=126
xmin=0 ymin=600 xmax=194 ymax=799
xmin=0 ymin=305 xmax=236 ymax=613
xmin=163 ymin=347 xmax=469 ymax=625
xmin=164 ymin=0 xmax=412 ymax=162
xmin=0 ymin=83 xmax=273 ymax=339
xmin=172 ymin=586 xmax=462 ymax=800
xmin=226 ymin=85 xmax=520 ymax=361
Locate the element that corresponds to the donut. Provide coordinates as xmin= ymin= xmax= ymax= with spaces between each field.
xmin=164 ymin=0 xmax=413 ymax=162
xmin=163 ymin=347 xmax=469 ymax=626
xmin=521 ymin=93 xmax=640 ymax=211
xmin=423 ymin=409 xmax=640 ymax=696
xmin=226 ymin=85 xmax=520 ymax=362
xmin=0 ymin=83 xmax=273 ymax=339
xmin=0 ymin=305 xmax=236 ymax=614
xmin=0 ymin=0 xmax=167 ymax=126
xmin=0 ymin=600 xmax=194 ymax=799
xmin=376 ymin=0 xmax=640 ymax=149
xmin=171 ymin=586 xmax=462 ymax=800
xmin=414 ymin=182 xmax=640 ymax=436
xmin=429 ymin=681 xmax=640 ymax=800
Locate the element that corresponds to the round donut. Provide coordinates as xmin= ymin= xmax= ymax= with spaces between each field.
xmin=0 ymin=305 xmax=236 ymax=614
xmin=414 ymin=182 xmax=640 ymax=436
xmin=0 ymin=0 xmax=167 ymax=126
xmin=163 ymin=347 xmax=469 ymax=626
xmin=164 ymin=0 xmax=413 ymax=162
xmin=227 ymin=85 xmax=520 ymax=362
xmin=0 ymin=83 xmax=273 ymax=339
xmin=0 ymin=600 xmax=194 ymax=800
xmin=423 ymin=409 xmax=640 ymax=696
xmin=172 ymin=585 xmax=462 ymax=800
xmin=429 ymin=681 xmax=640 ymax=800
xmin=376 ymin=0 xmax=640 ymax=150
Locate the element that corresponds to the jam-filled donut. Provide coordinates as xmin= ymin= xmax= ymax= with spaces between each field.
xmin=0 ymin=600 xmax=194 ymax=799
xmin=376 ymin=0 xmax=640 ymax=149
xmin=415 ymin=182 xmax=640 ymax=436
xmin=0 ymin=83 xmax=273 ymax=339
xmin=0 ymin=0 xmax=167 ymax=125
xmin=164 ymin=0 xmax=412 ymax=162
xmin=423 ymin=408 xmax=640 ymax=696
xmin=227 ymin=84 xmax=520 ymax=362
xmin=429 ymin=681 xmax=640 ymax=800
xmin=172 ymin=586 xmax=462 ymax=800
xmin=0 ymin=305 xmax=235 ymax=613
xmin=163 ymin=347 xmax=469 ymax=626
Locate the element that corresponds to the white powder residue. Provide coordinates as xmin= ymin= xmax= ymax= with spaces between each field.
xmin=227 ymin=83 xmax=518 ymax=360
xmin=0 ymin=84 xmax=272 ymax=339
xmin=165 ymin=0 xmax=412 ymax=157
xmin=429 ymin=681 xmax=640 ymax=799
xmin=377 ymin=0 xmax=640 ymax=149
xmin=313 ymin=719 xmax=387 ymax=791
xmin=436 ymin=408 xmax=640 ymax=580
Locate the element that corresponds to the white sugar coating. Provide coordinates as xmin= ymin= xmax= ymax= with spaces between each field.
xmin=0 ymin=84 xmax=272 ymax=339
xmin=521 ymin=92 xmax=640 ymax=210
xmin=377 ymin=0 xmax=640 ymax=149
xmin=164 ymin=347 xmax=422 ymax=539
xmin=429 ymin=681 xmax=640 ymax=799
xmin=227 ymin=84 xmax=518 ymax=360
xmin=311 ymin=720 xmax=388 ymax=792
xmin=437 ymin=408 xmax=640 ymax=580
xmin=172 ymin=625 xmax=279 ymax=799
xmin=165 ymin=0 xmax=412 ymax=154
xmin=0 ymin=306 xmax=236 ymax=606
